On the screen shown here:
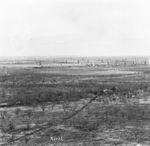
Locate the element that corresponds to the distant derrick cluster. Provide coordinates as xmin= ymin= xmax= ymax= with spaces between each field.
xmin=0 ymin=57 xmax=149 ymax=70
xmin=87 ymin=58 xmax=149 ymax=67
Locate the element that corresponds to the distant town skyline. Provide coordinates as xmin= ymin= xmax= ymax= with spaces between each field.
xmin=0 ymin=0 xmax=150 ymax=56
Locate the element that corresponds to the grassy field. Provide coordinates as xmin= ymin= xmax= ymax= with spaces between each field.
xmin=0 ymin=57 xmax=150 ymax=146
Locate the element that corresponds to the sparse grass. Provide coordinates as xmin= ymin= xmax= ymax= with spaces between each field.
xmin=1 ymin=62 xmax=150 ymax=145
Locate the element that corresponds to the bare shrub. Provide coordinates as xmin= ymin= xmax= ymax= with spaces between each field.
xmin=48 ymin=102 xmax=56 ymax=110
xmin=8 ymin=134 xmax=16 ymax=143
xmin=26 ymin=120 xmax=31 ymax=130
xmin=62 ymin=101 xmax=71 ymax=115
xmin=2 ymin=88 xmax=6 ymax=98
xmin=0 ymin=110 xmax=7 ymax=120
xmin=14 ymin=108 xmax=21 ymax=116
xmin=25 ymin=109 xmax=33 ymax=118
xmin=40 ymin=104 xmax=47 ymax=111
xmin=8 ymin=120 xmax=16 ymax=132
xmin=70 ymin=102 xmax=78 ymax=112
xmin=24 ymin=136 xmax=30 ymax=145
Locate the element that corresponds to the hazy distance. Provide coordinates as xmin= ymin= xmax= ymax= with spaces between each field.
xmin=0 ymin=0 xmax=150 ymax=57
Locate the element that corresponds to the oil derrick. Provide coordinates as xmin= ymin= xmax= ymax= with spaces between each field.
xmin=123 ymin=59 xmax=127 ymax=66
xmin=78 ymin=59 xmax=80 ymax=64
xmin=107 ymin=60 xmax=110 ymax=67
xmin=115 ymin=60 xmax=118 ymax=67
xmin=144 ymin=60 xmax=147 ymax=66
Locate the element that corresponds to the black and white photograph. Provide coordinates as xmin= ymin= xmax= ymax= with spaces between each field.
xmin=0 ymin=0 xmax=150 ymax=145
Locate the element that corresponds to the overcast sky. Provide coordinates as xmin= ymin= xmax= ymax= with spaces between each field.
xmin=0 ymin=0 xmax=150 ymax=56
